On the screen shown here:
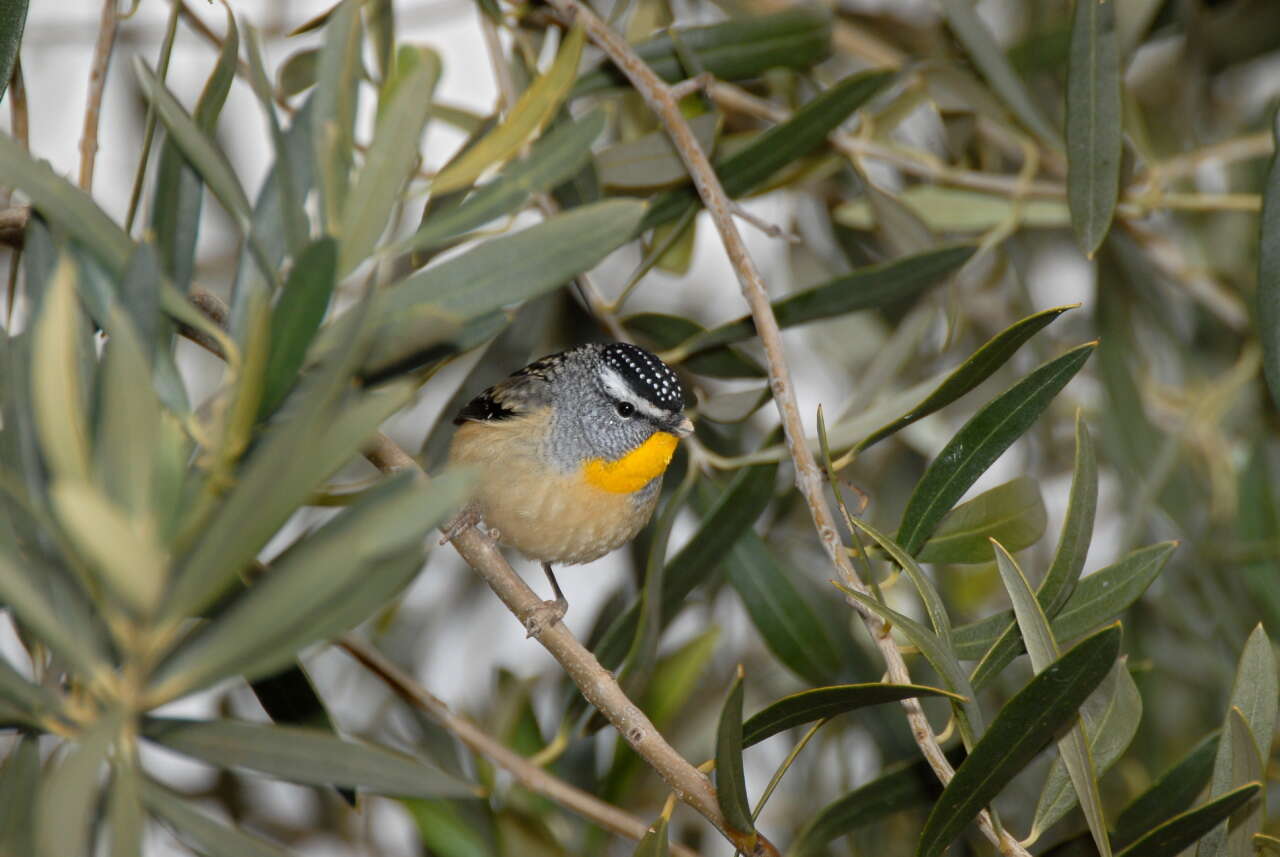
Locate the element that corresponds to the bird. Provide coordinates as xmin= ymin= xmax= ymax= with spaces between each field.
xmin=446 ymin=342 xmax=693 ymax=634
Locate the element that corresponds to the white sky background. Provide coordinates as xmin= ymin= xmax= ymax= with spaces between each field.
xmin=3 ymin=1 xmax=1129 ymax=854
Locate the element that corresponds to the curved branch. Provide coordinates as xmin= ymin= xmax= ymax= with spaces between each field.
xmin=541 ymin=2 xmax=1029 ymax=854
xmin=79 ymin=0 xmax=121 ymax=191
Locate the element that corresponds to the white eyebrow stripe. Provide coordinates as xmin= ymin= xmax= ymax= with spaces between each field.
xmin=600 ymin=366 xmax=668 ymax=419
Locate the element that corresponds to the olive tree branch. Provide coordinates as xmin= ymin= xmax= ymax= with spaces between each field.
xmin=538 ymin=2 xmax=1028 ymax=854
xmin=79 ymin=0 xmax=121 ymax=191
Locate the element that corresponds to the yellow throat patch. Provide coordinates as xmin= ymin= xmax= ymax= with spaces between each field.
xmin=582 ymin=432 xmax=679 ymax=494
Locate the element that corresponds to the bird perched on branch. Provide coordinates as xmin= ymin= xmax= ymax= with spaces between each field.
xmin=446 ymin=342 xmax=693 ymax=634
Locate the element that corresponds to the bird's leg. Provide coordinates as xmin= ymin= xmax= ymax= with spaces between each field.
xmin=524 ymin=562 xmax=569 ymax=637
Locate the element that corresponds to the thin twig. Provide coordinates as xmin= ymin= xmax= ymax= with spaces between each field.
xmin=337 ymin=636 xmax=703 ymax=857
xmin=79 ymin=0 xmax=121 ymax=191
xmin=543 ymin=2 xmax=1027 ymax=854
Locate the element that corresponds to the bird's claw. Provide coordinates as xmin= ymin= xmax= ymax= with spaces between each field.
xmin=524 ymin=596 xmax=568 ymax=638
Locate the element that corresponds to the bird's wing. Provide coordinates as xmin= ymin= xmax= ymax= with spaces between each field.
xmin=452 ymin=353 xmax=563 ymax=424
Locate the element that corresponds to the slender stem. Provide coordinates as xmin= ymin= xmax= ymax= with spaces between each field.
xmin=337 ymin=637 xmax=704 ymax=857
xmin=8 ymin=56 xmax=27 ymax=150
xmin=79 ymin=0 xmax=121 ymax=191
xmin=542 ymin=3 xmax=1026 ymax=854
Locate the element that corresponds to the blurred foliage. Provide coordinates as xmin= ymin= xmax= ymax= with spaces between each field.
xmin=0 ymin=0 xmax=1279 ymax=855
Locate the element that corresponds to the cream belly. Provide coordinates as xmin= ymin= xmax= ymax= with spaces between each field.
xmin=449 ymin=418 xmax=662 ymax=565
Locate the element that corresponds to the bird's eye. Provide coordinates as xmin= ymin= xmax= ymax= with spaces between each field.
xmin=615 ymin=401 xmax=635 ymax=418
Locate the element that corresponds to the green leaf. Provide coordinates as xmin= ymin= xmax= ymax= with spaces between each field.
xmin=379 ymin=199 xmax=646 ymax=323
xmin=31 ymin=256 xmax=91 ymax=482
xmin=141 ymin=780 xmax=291 ymax=857
xmin=846 ymin=514 xmax=952 ymax=638
xmin=144 ymin=718 xmax=479 ymax=798
xmin=840 ymin=586 xmax=983 ymax=741
xmin=787 ymin=758 xmax=940 ymax=857
xmin=249 ymin=663 xmax=346 ymax=755
xmin=366 ymin=0 xmax=394 ymax=81
xmin=1050 ymin=542 xmax=1174 ymax=641
xmin=1224 ymin=625 xmax=1279 ymax=771
xmin=1114 ymin=732 xmax=1220 ymax=850
xmin=953 ymin=541 xmax=1176 ymax=660
xmin=107 ymin=761 xmax=144 ymax=857
xmin=834 ymin=186 xmax=1071 ymax=233
xmin=1042 ymin=412 xmax=1099 ymax=619
xmin=0 ymin=1 xmax=28 ymax=104
xmin=917 ymin=624 xmax=1121 ymax=857
xmin=1032 ymin=658 xmax=1142 ymax=838
xmin=312 ymin=0 xmax=362 ymax=231
xmin=51 ymin=480 xmax=168 ymax=614
xmin=163 ymin=321 xmax=418 ymax=620
xmin=1118 ymin=784 xmax=1262 ymax=857
xmin=150 ymin=2 xmax=237 ymax=291
xmin=338 ymin=45 xmax=440 ymax=274
xmin=572 ymin=7 xmax=831 ymax=96
xmin=277 ymin=47 xmax=319 ymax=96
xmin=241 ymin=32 xmax=313 ymax=266
xmin=150 ymin=471 xmax=470 ymax=701
xmin=715 ymin=669 xmax=755 ymax=839
xmin=0 ymin=656 xmax=58 ymax=725
xmin=95 ymin=309 xmax=161 ymax=519
xmin=1198 ymin=625 xmax=1277 ymax=857
xmin=632 ymin=816 xmax=670 ymax=857
xmin=135 ymin=57 xmax=252 ymax=235
xmin=726 ymin=529 xmax=850 ymax=686
xmin=1259 ymin=111 xmax=1280 ymax=410
xmin=0 ymin=133 xmax=133 ymax=276
xmin=918 ymin=477 xmax=1047 ymax=564
xmin=260 ymin=237 xmax=338 ymax=417
xmin=1066 ymin=0 xmax=1122 ymax=256
xmin=389 ymin=110 xmax=605 ymax=260
xmin=743 ymin=683 xmax=963 ymax=748
xmin=1237 ymin=442 xmax=1280 ymax=634
xmin=596 ymin=112 xmax=719 ymax=190
xmin=0 ymin=735 xmax=39 ymax=856
xmin=433 ymin=27 xmax=584 ymax=195
xmin=0 ymin=543 xmax=112 ymax=680
xmin=992 ymin=541 xmax=1110 ymax=857
xmin=898 ymin=342 xmax=1096 ymax=554
xmin=681 ymin=244 xmax=975 ymax=361
xmin=857 ymin=304 xmax=1075 ymax=452
xmin=937 ymin=0 xmax=1062 ymax=147
xmin=642 ymin=70 xmax=893 ymax=232
xmin=402 ymin=799 xmax=497 ymax=857
xmin=37 ymin=718 xmax=113 ymax=857
xmin=624 ymin=312 xmax=764 ymax=378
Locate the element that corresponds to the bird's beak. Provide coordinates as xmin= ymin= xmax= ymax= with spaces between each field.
xmin=670 ymin=416 xmax=694 ymax=438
